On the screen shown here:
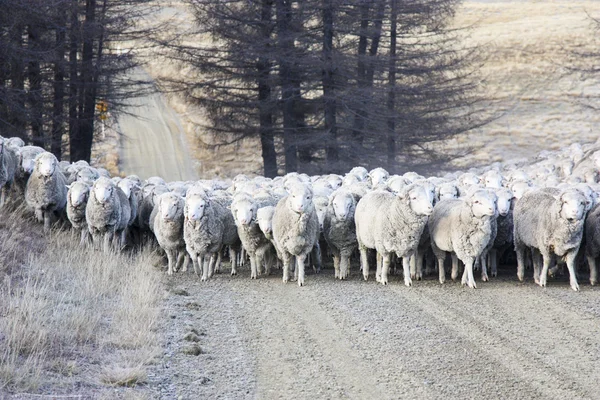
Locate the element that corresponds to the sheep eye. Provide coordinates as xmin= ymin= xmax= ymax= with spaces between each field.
xmin=306 ymin=196 xmax=310 ymax=200
xmin=474 ymin=200 xmax=480 ymax=204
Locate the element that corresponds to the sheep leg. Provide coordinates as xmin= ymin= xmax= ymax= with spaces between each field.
xmin=340 ymin=253 xmax=350 ymax=280
xmin=214 ymin=251 xmax=223 ymax=274
xmin=515 ymin=243 xmax=526 ymax=281
xmin=0 ymin=186 xmax=6 ymax=207
xmin=532 ymin=249 xmax=543 ymax=284
xmin=230 ymin=248 xmax=238 ymax=276
xmin=565 ymin=251 xmax=580 ymax=292
xmin=409 ymin=255 xmax=417 ymax=279
xmin=333 ymin=252 xmax=341 ymax=279
xmin=35 ymin=208 xmax=43 ymax=223
xmin=181 ymin=253 xmax=191 ymax=273
xmin=538 ymin=252 xmax=552 ymax=288
xmin=193 ymin=255 xmax=201 ymax=276
xmin=416 ymin=251 xmax=424 ymax=281
xmin=437 ymin=255 xmax=446 ymax=284
xmin=376 ymin=252 xmax=382 ymax=282
xmin=208 ymin=254 xmax=217 ymax=278
xmin=489 ymin=249 xmax=498 ymax=277
xmin=587 ymin=256 xmax=597 ymax=286
xmin=166 ymin=249 xmax=175 ymax=275
xmin=119 ymin=228 xmax=127 ymax=250
xmin=250 ymin=253 xmax=258 ymax=279
xmin=380 ymin=253 xmax=390 ymax=285
xmin=402 ymin=255 xmax=413 ymax=287
xmin=296 ymin=254 xmax=306 ymax=287
xmin=451 ymin=253 xmax=459 ymax=281
xmin=463 ymin=257 xmax=476 ymax=289
xmin=103 ymin=231 xmax=112 ymax=254
xmin=360 ymin=248 xmax=370 ymax=281
xmin=282 ymin=253 xmax=292 ymax=283
xmin=480 ymin=254 xmax=489 ymax=282
xmin=79 ymin=229 xmax=89 ymax=246
xmin=311 ymin=243 xmax=322 ymax=274
xmin=43 ymin=211 xmax=53 ymax=232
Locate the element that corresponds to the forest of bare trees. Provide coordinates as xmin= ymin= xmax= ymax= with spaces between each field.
xmin=0 ymin=0 xmax=156 ymax=162
xmin=1 ymin=0 xmax=487 ymax=175
xmin=163 ymin=0 xmax=487 ymax=176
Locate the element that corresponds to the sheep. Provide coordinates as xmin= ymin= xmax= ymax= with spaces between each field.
xmin=355 ymin=184 xmax=433 ymax=286
xmin=66 ymin=181 xmax=91 ymax=245
xmin=323 ymin=188 xmax=358 ymax=280
xmin=153 ymin=192 xmax=187 ymax=275
xmin=85 ymin=176 xmax=122 ymax=253
xmin=369 ymin=167 xmax=389 ymax=187
xmin=183 ymin=187 xmax=240 ymax=281
xmin=13 ymin=145 xmax=45 ymax=195
xmin=437 ymin=182 xmax=459 ymax=202
xmin=272 ymin=182 xmax=320 ymax=286
xmin=231 ymin=193 xmax=276 ymax=279
xmin=118 ymin=178 xmax=140 ymax=227
xmin=25 ymin=152 xmax=68 ymax=231
xmin=113 ymin=182 xmax=132 ymax=249
xmin=487 ymin=187 xmax=514 ymax=278
xmin=513 ymin=188 xmax=588 ymax=291
xmin=0 ymin=138 xmax=18 ymax=206
xmin=429 ymin=189 xmax=497 ymax=288
xmin=584 ymin=202 xmax=600 ymax=286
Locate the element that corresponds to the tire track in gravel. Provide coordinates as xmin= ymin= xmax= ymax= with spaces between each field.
xmin=390 ymin=280 xmax=600 ymax=400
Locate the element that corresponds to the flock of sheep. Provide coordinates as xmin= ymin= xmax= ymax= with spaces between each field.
xmin=2 ymin=134 xmax=600 ymax=291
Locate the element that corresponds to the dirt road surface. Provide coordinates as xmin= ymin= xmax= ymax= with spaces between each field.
xmin=147 ymin=266 xmax=600 ymax=400
xmin=117 ymin=68 xmax=197 ymax=182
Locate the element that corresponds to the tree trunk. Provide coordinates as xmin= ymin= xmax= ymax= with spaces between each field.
xmin=258 ymin=0 xmax=277 ymax=177
xmin=68 ymin=0 xmax=80 ymax=161
xmin=27 ymin=24 xmax=45 ymax=148
xmin=387 ymin=0 xmax=397 ymax=171
xmin=9 ymin=24 xmax=26 ymax=140
xmin=276 ymin=0 xmax=298 ymax=173
xmin=52 ymin=10 xmax=67 ymax=159
xmin=76 ymin=0 xmax=97 ymax=162
xmin=351 ymin=2 xmax=371 ymax=151
xmin=322 ymin=0 xmax=338 ymax=170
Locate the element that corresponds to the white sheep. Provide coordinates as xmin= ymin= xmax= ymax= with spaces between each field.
xmin=0 ymin=138 xmax=18 ymax=206
xmin=429 ymin=189 xmax=497 ymax=288
xmin=66 ymin=181 xmax=91 ymax=245
xmin=513 ymin=188 xmax=587 ymax=291
xmin=153 ymin=192 xmax=187 ymax=275
xmin=323 ymin=188 xmax=358 ymax=280
xmin=272 ymin=183 xmax=320 ymax=286
xmin=13 ymin=145 xmax=44 ymax=195
xmin=355 ymin=184 xmax=433 ymax=286
xmin=85 ymin=176 xmax=122 ymax=253
xmin=25 ymin=152 xmax=68 ymax=231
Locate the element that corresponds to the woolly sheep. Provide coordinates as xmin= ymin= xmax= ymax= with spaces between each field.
xmin=487 ymin=187 xmax=514 ymax=278
xmin=513 ymin=188 xmax=588 ymax=291
xmin=85 ymin=176 xmax=122 ymax=253
xmin=153 ymin=192 xmax=187 ymax=275
xmin=183 ymin=187 xmax=240 ymax=281
xmin=66 ymin=181 xmax=91 ymax=245
xmin=231 ymin=193 xmax=276 ymax=279
xmin=429 ymin=189 xmax=497 ymax=288
xmin=272 ymin=183 xmax=320 ymax=286
xmin=25 ymin=152 xmax=68 ymax=231
xmin=13 ymin=145 xmax=44 ymax=195
xmin=0 ymin=138 xmax=18 ymax=206
xmin=323 ymin=188 xmax=358 ymax=280
xmin=584 ymin=202 xmax=600 ymax=286
xmin=369 ymin=167 xmax=389 ymax=187
xmin=355 ymin=184 xmax=433 ymax=286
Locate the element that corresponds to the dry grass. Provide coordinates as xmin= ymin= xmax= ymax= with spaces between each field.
xmin=0 ymin=203 xmax=163 ymax=397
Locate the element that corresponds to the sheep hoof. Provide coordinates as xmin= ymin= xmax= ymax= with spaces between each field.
xmin=410 ymin=273 xmax=416 ymax=279
xmin=283 ymin=278 xmax=288 ymax=284
xmin=590 ymin=280 xmax=597 ymax=286
xmin=381 ymin=279 xmax=388 ymax=286
xmin=231 ymin=271 xmax=237 ymax=276
xmin=491 ymin=272 xmax=497 ymax=278
xmin=482 ymin=274 xmax=489 ymax=282
xmin=468 ymin=281 xmax=477 ymax=289
xmin=571 ymin=282 xmax=580 ymax=291
xmin=439 ymin=278 xmax=445 ymax=285
xmin=405 ymin=280 xmax=412 ymax=287
xmin=416 ymin=274 xmax=422 ymax=281
xmin=363 ymin=275 xmax=368 ymax=281
xmin=201 ymin=276 xmax=207 ymax=282
xmin=298 ymin=279 xmax=304 ymax=287
xmin=537 ymin=281 xmax=546 ymax=288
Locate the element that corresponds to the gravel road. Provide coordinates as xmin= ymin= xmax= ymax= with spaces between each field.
xmin=147 ymin=265 xmax=600 ymax=400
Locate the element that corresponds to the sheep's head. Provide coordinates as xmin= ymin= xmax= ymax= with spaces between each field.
xmin=438 ymin=182 xmax=459 ymax=201
xmin=287 ymin=183 xmax=313 ymax=214
xmin=387 ymin=176 xmax=408 ymax=195
xmin=35 ymin=152 xmax=58 ymax=177
xmin=330 ymin=190 xmax=355 ymax=221
xmin=314 ymin=196 xmax=329 ymax=230
xmin=415 ymin=180 xmax=436 ymax=205
xmin=20 ymin=151 xmax=38 ymax=175
xmin=573 ymin=184 xmax=595 ymax=212
xmin=369 ymin=167 xmax=389 ymax=187
xmin=77 ymin=167 xmax=98 ymax=185
xmin=559 ymin=189 xmax=587 ymax=222
xmin=68 ymin=181 xmax=90 ymax=208
xmin=185 ymin=188 xmax=209 ymax=221
xmin=158 ymin=192 xmax=184 ymax=222
xmin=459 ymin=172 xmax=480 ymax=187
xmin=484 ymin=171 xmax=503 ymax=188
xmin=232 ymin=195 xmax=256 ymax=226
xmin=511 ymin=181 xmax=532 ymax=200
xmin=93 ymin=177 xmax=116 ymax=204
xmin=118 ymin=178 xmax=139 ymax=200
xmin=399 ymin=184 xmax=433 ymax=216
xmin=326 ymin=175 xmax=342 ymax=190
xmin=583 ymin=168 xmax=599 ymax=184
xmin=349 ymin=166 xmax=368 ymax=182
xmin=146 ymin=176 xmax=166 ymax=186
xmin=468 ymin=189 xmax=497 ymax=218
xmin=494 ymin=188 xmax=513 ymax=217
xmin=257 ymin=206 xmax=275 ymax=237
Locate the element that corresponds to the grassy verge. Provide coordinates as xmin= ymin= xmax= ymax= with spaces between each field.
xmin=0 ymin=204 xmax=163 ymax=399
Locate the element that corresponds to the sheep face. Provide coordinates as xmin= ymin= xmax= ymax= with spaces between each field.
xmin=469 ymin=190 xmax=496 ymax=218
xmin=69 ymin=182 xmax=90 ymax=207
xmin=234 ymin=198 xmax=256 ymax=226
xmin=418 ymin=181 xmax=436 ymax=205
xmin=288 ymin=184 xmax=313 ymax=214
xmin=460 ymin=173 xmax=480 ymax=187
xmin=559 ymin=190 xmax=587 ymax=222
xmin=349 ymin=166 xmax=368 ymax=181
xmin=22 ymin=157 xmax=35 ymax=175
xmin=36 ymin=153 xmax=58 ymax=177
xmin=118 ymin=178 xmax=138 ymax=199
xmin=511 ymin=181 xmax=531 ymax=200
xmin=484 ymin=172 xmax=503 ymax=188
xmin=257 ymin=206 xmax=275 ymax=236
xmin=159 ymin=193 xmax=183 ymax=221
xmin=327 ymin=175 xmax=342 ymax=190
xmin=496 ymin=189 xmax=513 ymax=216
xmin=438 ymin=183 xmax=458 ymax=201
xmin=369 ymin=168 xmax=389 ymax=186
xmin=331 ymin=192 xmax=354 ymax=220
xmin=574 ymin=184 xmax=595 ymax=211
xmin=77 ymin=168 xmax=97 ymax=185
xmin=93 ymin=178 xmax=116 ymax=204
xmin=185 ymin=194 xmax=208 ymax=221
xmin=402 ymin=185 xmax=433 ymax=216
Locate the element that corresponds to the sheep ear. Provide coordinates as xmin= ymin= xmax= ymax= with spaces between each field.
xmin=66 ymin=184 xmax=72 ymax=190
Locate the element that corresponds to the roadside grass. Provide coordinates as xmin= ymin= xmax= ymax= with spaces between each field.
xmin=0 ymin=202 xmax=163 ymax=398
